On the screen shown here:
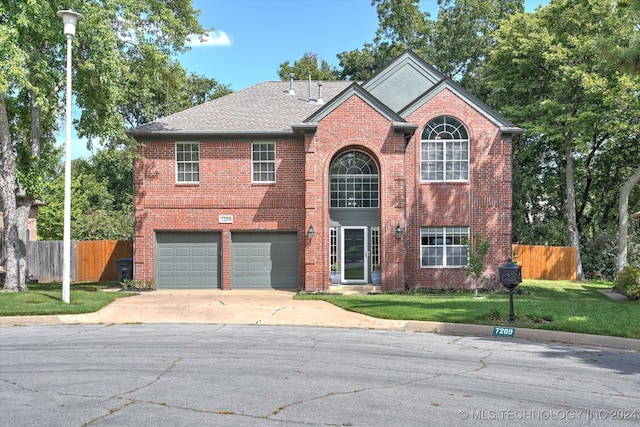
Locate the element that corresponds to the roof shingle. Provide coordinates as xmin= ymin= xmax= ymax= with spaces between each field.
xmin=129 ymin=80 xmax=353 ymax=137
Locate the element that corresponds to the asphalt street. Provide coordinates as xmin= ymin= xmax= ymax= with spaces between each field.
xmin=1 ymin=324 xmax=638 ymax=426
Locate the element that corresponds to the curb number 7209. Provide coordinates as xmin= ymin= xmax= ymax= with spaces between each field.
xmin=493 ymin=327 xmax=515 ymax=337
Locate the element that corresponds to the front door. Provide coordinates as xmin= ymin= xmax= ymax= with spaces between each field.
xmin=342 ymin=227 xmax=368 ymax=283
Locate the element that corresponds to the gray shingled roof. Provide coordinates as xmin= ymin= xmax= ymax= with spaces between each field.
xmin=129 ymin=80 xmax=353 ymax=137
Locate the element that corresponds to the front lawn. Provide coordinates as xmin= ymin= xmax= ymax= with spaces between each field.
xmin=0 ymin=282 xmax=135 ymax=316
xmin=295 ymin=280 xmax=640 ymax=339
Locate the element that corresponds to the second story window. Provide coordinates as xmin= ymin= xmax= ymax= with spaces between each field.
xmin=330 ymin=150 xmax=379 ymax=208
xmin=252 ymin=143 xmax=276 ymax=182
xmin=421 ymin=116 xmax=469 ymax=182
xmin=176 ymin=142 xmax=199 ymax=183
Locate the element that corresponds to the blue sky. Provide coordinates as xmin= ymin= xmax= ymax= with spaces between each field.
xmin=69 ymin=0 xmax=548 ymax=158
xmin=179 ymin=0 xmax=549 ymax=91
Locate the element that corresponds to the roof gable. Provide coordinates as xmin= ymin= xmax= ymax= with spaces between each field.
xmin=304 ymin=83 xmax=405 ymax=124
xmin=399 ymin=79 xmax=523 ymax=134
xmin=362 ymin=50 xmax=445 ymax=113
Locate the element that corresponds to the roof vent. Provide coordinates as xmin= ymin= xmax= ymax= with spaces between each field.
xmin=317 ymin=82 xmax=324 ymax=105
xmin=288 ymin=73 xmax=295 ymax=96
xmin=308 ymin=73 xmax=312 ymax=103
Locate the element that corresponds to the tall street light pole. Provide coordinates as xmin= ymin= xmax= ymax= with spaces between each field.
xmin=57 ymin=9 xmax=83 ymax=304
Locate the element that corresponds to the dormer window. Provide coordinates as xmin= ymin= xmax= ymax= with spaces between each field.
xmin=421 ymin=116 xmax=469 ymax=182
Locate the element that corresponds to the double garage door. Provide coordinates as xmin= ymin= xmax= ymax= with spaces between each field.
xmin=155 ymin=231 xmax=297 ymax=289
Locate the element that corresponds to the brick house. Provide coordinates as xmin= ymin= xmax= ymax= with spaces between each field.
xmin=130 ymin=51 xmax=523 ymax=291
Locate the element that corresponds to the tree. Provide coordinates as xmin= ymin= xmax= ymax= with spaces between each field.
xmin=618 ymin=166 xmax=640 ymax=273
xmin=430 ymin=0 xmax=523 ymax=89
xmin=1 ymin=0 xmax=207 ymax=291
xmin=277 ymin=52 xmax=340 ymax=81
xmin=38 ymin=149 xmax=135 ymax=241
xmin=336 ymin=0 xmax=522 ymax=84
xmin=482 ymin=0 xmax=640 ymax=280
xmin=461 ymin=232 xmax=491 ymax=297
xmin=338 ymin=0 xmax=432 ymax=80
xmin=596 ymin=0 xmax=640 ymax=74
xmin=120 ymin=47 xmax=231 ymax=130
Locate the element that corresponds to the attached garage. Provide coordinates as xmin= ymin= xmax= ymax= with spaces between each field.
xmin=231 ymin=232 xmax=298 ymax=289
xmin=155 ymin=232 xmax=220 ymax=289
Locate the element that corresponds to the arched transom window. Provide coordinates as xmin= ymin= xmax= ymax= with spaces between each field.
xmin=330 ymin=150 xmax=379 ymax=208
xmin=421 ymin=116 xmax=469 ymax=182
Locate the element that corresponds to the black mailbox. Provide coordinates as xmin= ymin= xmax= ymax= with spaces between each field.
xmin=498 ymin=258 xmax=522 ymax=321
xmin=499 ymin=258 xmax=522 ymax=290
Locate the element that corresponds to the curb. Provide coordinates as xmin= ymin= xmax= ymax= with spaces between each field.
xmin=400 ymin=321 xmax=640 ymax=351
xmin=1 ymin=314 xmax=638 ymax=351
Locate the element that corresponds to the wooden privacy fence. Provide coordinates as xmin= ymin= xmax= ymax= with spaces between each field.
xmin=512 ymin=244 xmax=577 ymax=281
xmin=26 ymin=240 xmax=133 ymax=283
xmin=75 ymin=240 xmax=133 ymax=282
xmin=24 ymin=241 xmax=574 ymax=283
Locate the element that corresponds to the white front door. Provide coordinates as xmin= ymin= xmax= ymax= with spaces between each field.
xmin=341 ymin=227 xmax=368 ymax=284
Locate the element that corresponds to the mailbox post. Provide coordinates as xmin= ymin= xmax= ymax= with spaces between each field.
xmin=498 ymin=258 xmax=522 ymax=322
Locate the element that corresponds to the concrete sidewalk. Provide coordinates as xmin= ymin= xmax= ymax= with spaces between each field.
xmin=1 ymin=289 xmax=638 ymax=351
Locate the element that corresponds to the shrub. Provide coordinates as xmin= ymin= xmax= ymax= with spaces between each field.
xmin=613 ymin=265 xmax=640 ymax=301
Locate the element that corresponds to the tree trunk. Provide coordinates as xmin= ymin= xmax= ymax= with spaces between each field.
xmin=617 ymin=165 xmax=640 ymax=274
xmin=0 ymin=94 xmax=28 ymax=292
xmin=564 ymin=131 xmax=584 ymax=281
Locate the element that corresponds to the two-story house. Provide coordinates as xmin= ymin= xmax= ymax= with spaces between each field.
xmin=129 ymin=50 xmax=523 ymax=291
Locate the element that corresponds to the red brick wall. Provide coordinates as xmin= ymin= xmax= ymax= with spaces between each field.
xmin=134 ymin=88 xmax=513 ymax=291
xmin=134 ymin=140 xmax=307 ymax=288
xmin=404 ymin=88 xmax=513 ymax=289
xmin=303 ymin=94 xmax=407 ymax=291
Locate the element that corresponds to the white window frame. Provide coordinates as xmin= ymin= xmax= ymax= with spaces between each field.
xmin=252 ymin=142 xmax=276 ymax=183
xmin=330 ymin=227 xmax=338 ymax=269
xmin=176 ymin=142 xmax=200 ymax=183
xmin=330 ymin=150 xmax=379 ymax=208
xmin=420 ymin=116 xmax=469 ymax=182
xmin=370 ymin=226 xmax=380 ymax=268
xmin=420 ymin=227 xmax=469 ymax=268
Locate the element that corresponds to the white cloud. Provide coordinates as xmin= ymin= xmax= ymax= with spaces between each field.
xmin=186 ymin=30 xmax=232 ymax=47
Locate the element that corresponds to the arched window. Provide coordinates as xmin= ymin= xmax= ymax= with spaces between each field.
xmin=420 ymin=116 xmax=469 ymax=182
xmin=330 ymin=150 xmax=379 ymax=208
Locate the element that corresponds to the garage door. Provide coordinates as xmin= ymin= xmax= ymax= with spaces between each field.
xmin=155 ymin=232 xmax=220 ymax=289
xmin=231 ymin=232 xmax=298 ymax=289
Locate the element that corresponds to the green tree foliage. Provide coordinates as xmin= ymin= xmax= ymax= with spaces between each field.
xmin=338 ymin=0 xmax=433 ymax=80
xmin=1 ymin=0 xmax=210 ymax=291
xmin=596 ymin=0 xmax=640 ymax=74
xmin=336 ymin=0 xmax=521 ymax=83
xmin=482 ymin=0 xmax=640 ymax=279
xmin=278 ymin=52 xmax=340 ymax=81
xmin=37 ymin=149 xmax=134 ymax=241
xmin=430 ymin=0 xmax=523 ymax=89
xmin=121 ymin=46 xmax=232 ymax=129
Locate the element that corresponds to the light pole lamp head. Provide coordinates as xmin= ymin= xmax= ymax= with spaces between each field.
xmin=57 ymin=9 xmax=83 ymax=37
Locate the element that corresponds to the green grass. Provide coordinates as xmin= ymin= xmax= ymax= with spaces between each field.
xmin=295 ymin=280 xmax=640 ymax=339
xmin=0 ymin=282 xmax=136 ymax=316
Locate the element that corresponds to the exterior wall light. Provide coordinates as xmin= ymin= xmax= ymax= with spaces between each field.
xmin=307 ymin=225 xmax=315 ymax=239
xmin=395 ymin=224 xmax=403 ymax=239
